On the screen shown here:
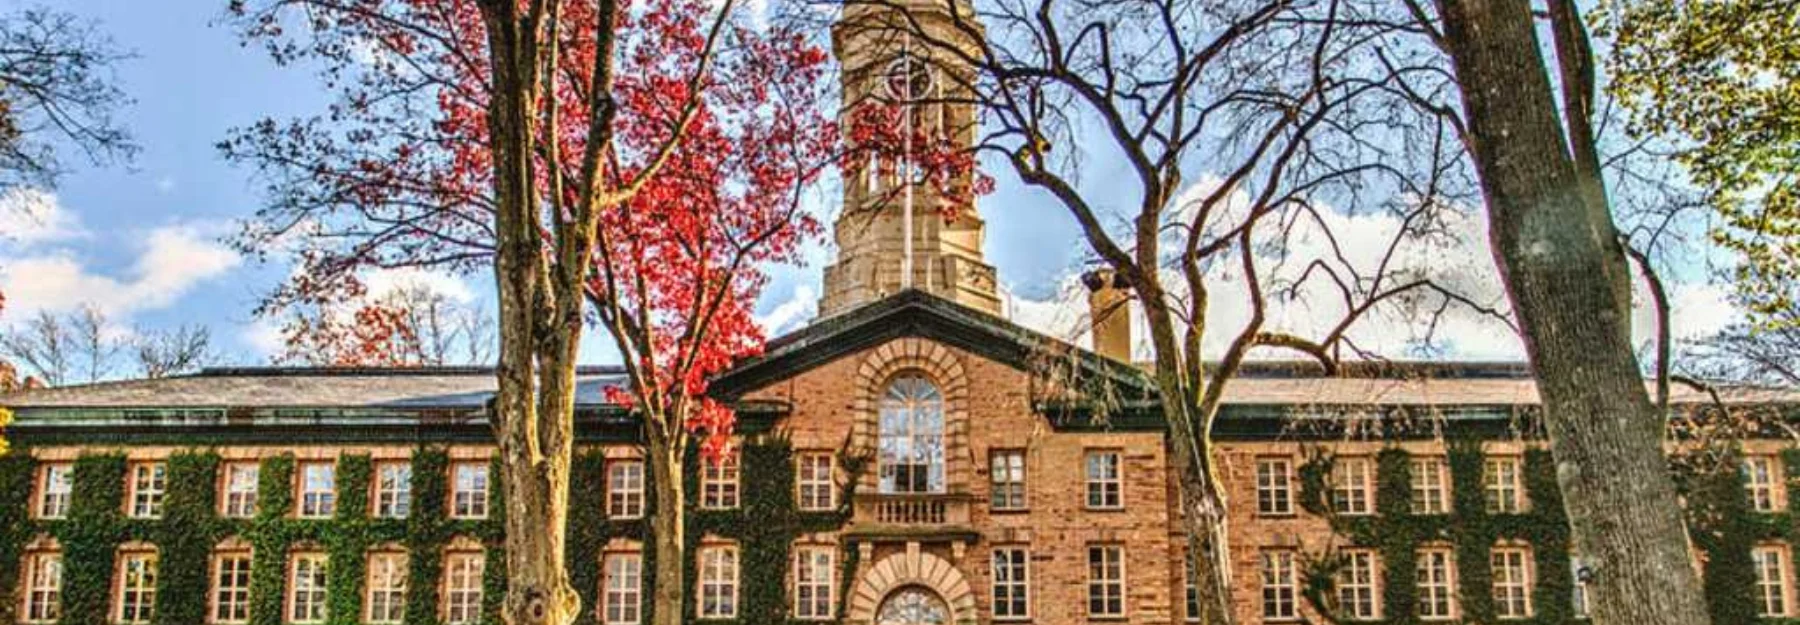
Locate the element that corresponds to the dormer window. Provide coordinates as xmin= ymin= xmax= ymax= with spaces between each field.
xmin=878 ymin=375 xmax=945 ymax=494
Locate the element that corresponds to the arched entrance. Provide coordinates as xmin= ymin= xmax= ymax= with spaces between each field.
xmin=875 ymin=587 xmax=949 ymax=625
xmin=847 ymin=549 xmax=976 ymax=625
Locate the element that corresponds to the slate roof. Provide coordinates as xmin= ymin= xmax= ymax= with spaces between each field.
xmin=2 ymin=366 xmax=628 ymax=409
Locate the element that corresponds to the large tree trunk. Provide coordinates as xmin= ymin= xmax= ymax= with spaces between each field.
xmin=645 ymin=421 xmax=687 ymax=625
xmin=1432 ymin=1 xmax=1711 ymax=624
xmin=481 ymin=5 xmax=584 ymax=625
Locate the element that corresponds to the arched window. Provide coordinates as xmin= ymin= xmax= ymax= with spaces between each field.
xmin=878 ymin=375 xmax=945 ymax=493
xmin=876 ymin=587 xmax=949 ymax=625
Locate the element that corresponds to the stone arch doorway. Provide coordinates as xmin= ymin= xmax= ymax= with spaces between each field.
xmin=847 ymin=549 xmax=976 ymax=625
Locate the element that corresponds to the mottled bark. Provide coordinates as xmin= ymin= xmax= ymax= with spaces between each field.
xmin=1433 ymin=1 xmax=1711 ymax=624
xmin=645 ymin=422 xmax=687 ymax=625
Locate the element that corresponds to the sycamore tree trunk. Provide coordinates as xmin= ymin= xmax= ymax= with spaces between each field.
xmin=1433 ymin=1 xmax=1711 ymax=624
xmin=644 ymin=418 xmax=688 ymax=625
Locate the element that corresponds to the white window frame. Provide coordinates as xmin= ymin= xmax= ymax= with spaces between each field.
xmin=796 ymin=452 xmax=836 ymax=512
xmin=1261 ymin=550 xmax=1298 ymax=622
xmin=698 ymin=545 xmax=739 ymax=619
xmin=989 ymin=449 xmax=1027 ymax=511
xmin=607 ymin=460 xmax=645 ymax=519
xmin=297 ymin=462 xmax=336 ymax=519
xmin=1571 ymin=556 xmax=1591 ymax=619
xmin=1084 ymin=451 xmax=1123 ymax=510
xmin=1491 ymin=545 xmax=1534 ymax=620
xmin=210 ymin=551 xmax=252 ymax=625
xmin=1338 ymin=549 xmax=1380 ymax=620
xmin=222 ymin=462 xmax=260 ymax=519
xmin=1416 ymin=547 xmax=1457 ymax=621
xmin=1256 ymin=457 xmax=1295 ymax=516
xmin=1330 ymin=457 xmax=1374 ymax=516
xmin=700 ymin=451 xmax=740 ymax=510
xmin=128 ymin=462 xmax=167 ymax=519
xmin=287 ymin=552 xmax=328 ymax=624
xmin=1756 ymin=544 xmax=1794 ymax=617
xmin=1485 ymin=456 xmax=1526 ymax=514
xmin=792 ymin=545 xmax=835 ymax=620
xmin=1747 ymin=456 xmax=1784 ymax=513
xmin=115 ymin=550 xmax=158 ymax=625
xmin=23 ymin=551 xmax=61 ymax=624
xmin=37 ymin=463 xmax=72 ymax=520
xmin=451 ymin=462 xmax=490 ymax=519
xmin=365 ymin=551 xmax=408 ymax=625
xmin=1086 ymin=544 xmax=1126 ymax=618
xmin=1184 ymin=549 xmax=1200 ymax=623
xmin=991 ymin=546 xmax=1030 ymax=621
xmin=602 ymin=552 xmax=642 ymax=625
xmin=1411 ymin=457 xmax=1451 ymax=515
xmin=373 ymin=462 xmax=411 ymax=519
xmin=443 ymin=551 xmax=485 ymax=625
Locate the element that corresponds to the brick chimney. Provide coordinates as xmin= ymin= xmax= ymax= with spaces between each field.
xmin=1081 ymin=269 xmax=1132 ymax=362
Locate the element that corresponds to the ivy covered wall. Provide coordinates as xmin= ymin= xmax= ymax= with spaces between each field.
xmin=0 ymin=437 xmax=857 ymax=625
xmin=1300 ymin=442 xmax=1800 ymax=625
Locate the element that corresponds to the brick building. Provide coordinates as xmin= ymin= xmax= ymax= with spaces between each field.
xmin=3 ymin=3 xmax=1799 ymax=625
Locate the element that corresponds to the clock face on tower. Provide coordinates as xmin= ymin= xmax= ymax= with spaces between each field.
xmin=882 ymin=54 xmax=934 ymax=102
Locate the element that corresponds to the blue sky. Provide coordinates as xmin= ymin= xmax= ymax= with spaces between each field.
xmin=0 ymin=2 xmax=1741 ymax=373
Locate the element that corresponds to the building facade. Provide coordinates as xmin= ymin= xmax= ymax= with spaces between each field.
xmin=4 ymin=3 xmax=1800 ymax=625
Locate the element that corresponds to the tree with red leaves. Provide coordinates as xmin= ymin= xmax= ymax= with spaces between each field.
xmin=224 ymin=1 xmax=834 ymax=624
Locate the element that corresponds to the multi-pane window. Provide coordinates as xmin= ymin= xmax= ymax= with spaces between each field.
xmin=1416 ymin=548 xmax=1456 ymax=620
xmin=222 ymin=463 xmax=260 ymax=518
xmin=1491 ymin=546 xmax=1534 ymax=619
xmin=452 ymin=463 xmax=489 ymax=519
xmin=990 ymin=450 xmax=1027 ymax=510
xmin=1261 ymin=550 xmax=1298 ymax=621
xmin=1085 ymin=451 xmax=1122 ymax=510
xmin=1338 ymin=550 xmax=1380 ymax=620
xmin=129 ymin=462 xmax=167 ymax=519
xmin=365 ymin=551 xmax=407 ymax=624
xmin=698 ymin=545 xmax=739 ymax=619
xmin=1410 ymin=457 xmax=1450 ymax=515
xmin=792 ymin=546 xmax=834 ymax=620
xmin=991 ymin=547 xmax=1030 ymax=620
xmin=607 ymin=460 xmax=645 ymax=519
xmin=212 ymin=552 xmax=252 ymax=624
xmin=1747 ymin=456 xmax=1784 ymax=513
xmin=1485 ymin=456 xmax=1526 ymax=514
xmin=23 ymin=552 xmax=61 ymax=624
xmin=1571 ymin=557 xmax=1591 ymax=619
xmin=288 ymin=553 xmax=328 ymax=624
xmin=796 ymin=452 xmax=835 ymax=511
xmin=1256 ymin=457 xmax=1295 ymax=516
xmin=116 ymin=551 xmax=158 ymax=625
xmin=444 ymin=552 xmax=484 ymax=625
xmin=37 ymin=463 xmax=72 ymax=519
xmin=701 ymin=451 xmax=740 ymax=510
xmin=374 ymin=462 xmax=411 ymax=519
xmin=1330 ymin=457 xmax=1374 ymax=516
xmin=878 ymin=375 xmax=945 ymax=493
xmin=1184 ymin=549 xmax=1200 ymax=623
xmin=602 ymin=553 xmax=642 ymax=625
xmin=298 ymin=462 xmax=336 ymax=519
xmin=1086 ymin=545 xmax=1125 ymax=618
xmin=1756 ymin=545 xmax=1793 ymax=617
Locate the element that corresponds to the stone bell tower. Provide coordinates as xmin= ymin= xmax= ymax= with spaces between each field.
xmin=818 ymin=0 xmax=1001 ymax=317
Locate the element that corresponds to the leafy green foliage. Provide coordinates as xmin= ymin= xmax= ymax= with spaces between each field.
xmin=0 ymin=439 xmax=860 ymax=625
xmin=1601 ymin=0 xmax=1800 ymax=326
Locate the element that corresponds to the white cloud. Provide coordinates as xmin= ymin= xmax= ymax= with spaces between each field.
xmin=1005 ymin=178 xmax=1744 ymax=363
xmin=362 ymin=267 xmax=477 ymax=303
xmin=0 ymin=187 xmax=87 ymax=246
xmin=0 ymin=223 xmax=241 ymax=320
xmin=757 ymin=284 xmax=818 ymax=335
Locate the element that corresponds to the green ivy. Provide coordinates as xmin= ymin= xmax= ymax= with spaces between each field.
xmin=1300 ymin=443 xmax=1572 ymax=625
xmin=0 ymin=438 xmax=860 ymax=625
